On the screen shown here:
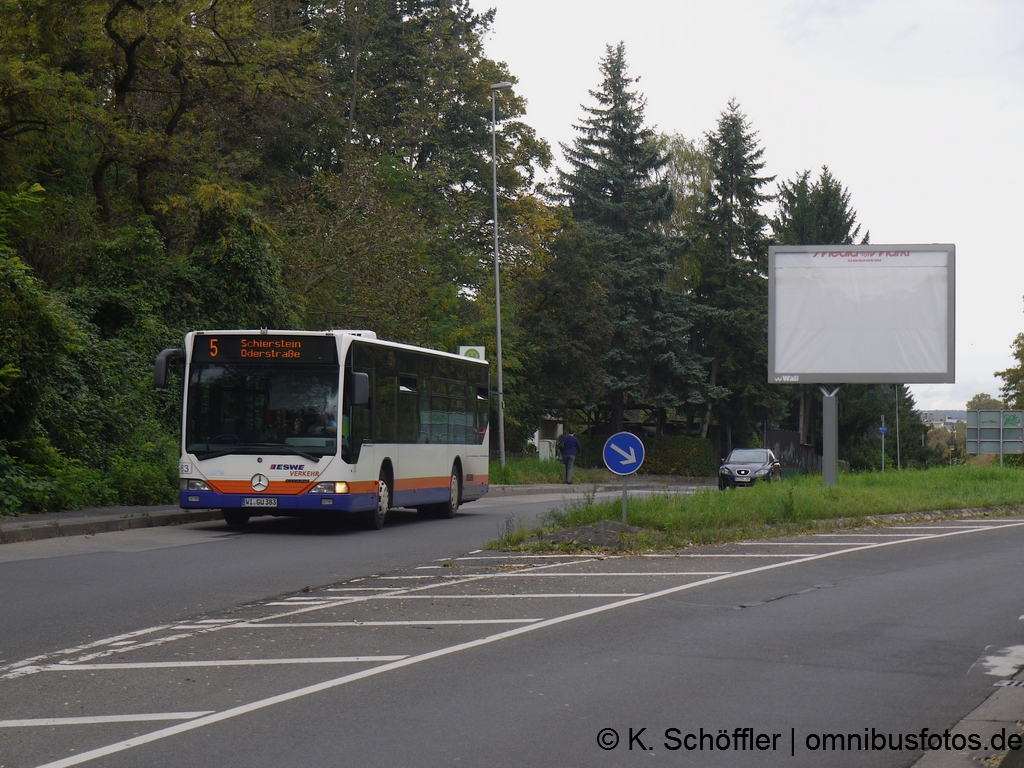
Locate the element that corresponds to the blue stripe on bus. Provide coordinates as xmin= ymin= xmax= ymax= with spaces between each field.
xmin=179 ymin=491 xmax=377 ymax=513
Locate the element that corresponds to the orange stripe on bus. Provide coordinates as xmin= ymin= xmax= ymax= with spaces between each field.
xmin=394 ymin=476 xmax=449 ymax=492
xmin=206 ymin=480 xmax=315 ymax=496
xmin=348 ymin=481 xmax=378 ymax=494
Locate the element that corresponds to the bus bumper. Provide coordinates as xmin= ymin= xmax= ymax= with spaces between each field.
xmin=179 ymin=491 xmax=377 ymax=513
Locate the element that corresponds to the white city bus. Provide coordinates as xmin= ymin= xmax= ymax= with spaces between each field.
xmin=154 ymin=330 xmax=490 ymax=528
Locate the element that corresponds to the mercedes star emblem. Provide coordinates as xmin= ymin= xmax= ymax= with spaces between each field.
xmin=251 ymin=473 xmax=269 ymax=492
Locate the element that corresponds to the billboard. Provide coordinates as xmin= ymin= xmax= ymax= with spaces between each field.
xmin=768 ymin=244 xmax=955 ymax=384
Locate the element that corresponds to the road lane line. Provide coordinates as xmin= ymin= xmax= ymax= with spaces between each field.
xmin=371 ymin=593 xmax=644 ymax=599
xmin=1 ymin=713 xmax=214 ymax=728
xmin=35 ymin=522 xmax=1024 ymax=768
xmin=227 ymin=619 xmax=543 ymax=628
xmin=41 ymin=657 xmax=408 ymax=671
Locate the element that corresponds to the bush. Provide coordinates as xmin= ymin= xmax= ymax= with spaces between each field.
xmin=575 ymin=434 xmax=716 ymax=477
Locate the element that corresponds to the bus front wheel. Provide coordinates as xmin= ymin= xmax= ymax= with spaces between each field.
xmin=366 ymin=472 xmax=390 ymax=530
xmin=222 ymin=510 xmax=250 ymax=527
xmin=435 ymin=468 xmax=461 ymax=519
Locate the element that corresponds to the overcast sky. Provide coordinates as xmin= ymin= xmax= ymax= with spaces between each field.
xmin=469 ymin=0 xmax=1024 ymax=411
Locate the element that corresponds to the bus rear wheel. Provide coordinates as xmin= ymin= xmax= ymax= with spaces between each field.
xmin=222 ymin=510 xmax=250 ymax=527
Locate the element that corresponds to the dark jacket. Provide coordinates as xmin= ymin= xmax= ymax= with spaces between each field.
xmin=560 ymin=434 xmax=582 ymax=457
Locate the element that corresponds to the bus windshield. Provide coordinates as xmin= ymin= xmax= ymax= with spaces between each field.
xmin=185 ymin=362 xmax=340 ymax=460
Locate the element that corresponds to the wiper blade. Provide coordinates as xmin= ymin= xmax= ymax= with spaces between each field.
xmin=194 ymin=445 xmax=322 ymax=463
xmin=195 ymin=450 xmax=236 ymax=461
xmin=249 ymin=443 xmax=321 ymax=463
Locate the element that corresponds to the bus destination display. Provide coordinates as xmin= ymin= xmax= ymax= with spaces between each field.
xmin=192 ymin=335 xmax=338 ymax=364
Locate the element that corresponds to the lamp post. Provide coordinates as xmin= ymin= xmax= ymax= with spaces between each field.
xmin=490 ymin=81 xmax=512 ymax=468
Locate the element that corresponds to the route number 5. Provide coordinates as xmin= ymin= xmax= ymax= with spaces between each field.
xmin=209 ymin=338 xmax=218 ymax=357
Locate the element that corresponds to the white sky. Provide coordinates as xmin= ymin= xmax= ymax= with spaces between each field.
xmin=470 ymin=0 xmax=1024 ymax=411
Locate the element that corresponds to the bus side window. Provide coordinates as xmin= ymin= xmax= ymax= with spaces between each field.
xmin=397 ymin=375 xmax=419 ymax=443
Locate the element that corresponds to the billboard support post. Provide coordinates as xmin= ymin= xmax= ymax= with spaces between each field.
xmin=820 ymin=386 xmax=841 ymax=486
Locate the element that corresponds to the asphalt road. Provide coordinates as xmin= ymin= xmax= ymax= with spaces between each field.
xmin=2 ymin=494 xmax=1024 ymax=768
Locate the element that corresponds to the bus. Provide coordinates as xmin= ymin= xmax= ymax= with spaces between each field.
xmin=154 ymin=330 xmax=490 ymax=529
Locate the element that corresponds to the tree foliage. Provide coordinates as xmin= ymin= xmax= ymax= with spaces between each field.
xmin=1 ymin=13 xmax=962 ymax=511
xmin=550 ymin=43 xmax=705 ymax=432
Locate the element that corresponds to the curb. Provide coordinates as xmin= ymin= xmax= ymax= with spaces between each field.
xmin=0 ymin=481 xmax=713 ymax=545
xmin=0 ymin=508 xmax=222 ymax=545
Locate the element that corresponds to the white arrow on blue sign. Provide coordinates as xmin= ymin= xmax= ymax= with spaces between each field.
xmin=602 ymin=432 xmax=646 ymax=476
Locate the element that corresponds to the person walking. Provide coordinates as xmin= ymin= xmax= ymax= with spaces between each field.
xmin=560 ymin=428 xmax=582 ymax=484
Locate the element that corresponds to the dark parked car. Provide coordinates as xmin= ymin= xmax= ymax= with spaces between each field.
xmin=719 ymin=448 xmax=781 ymax=490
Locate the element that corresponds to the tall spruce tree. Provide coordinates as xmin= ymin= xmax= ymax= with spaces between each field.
xmin=773 ymin=166 xmax=867 ymax=246
xmin=693 ymin=99 xmax=780 ymax=449
xmin=772 ymin=165 xmax=867 ymax=449
xmin=557 ymin=43 xmax=704 ymax=432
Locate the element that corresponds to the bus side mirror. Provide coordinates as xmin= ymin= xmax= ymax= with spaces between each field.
xmin=351 ymin=372 xmax=369 ymax=407
xmin=154 ymin=348 xmax=185 ymax=389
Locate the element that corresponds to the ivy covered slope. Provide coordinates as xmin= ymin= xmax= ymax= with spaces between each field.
xmin=0 ymin=1 xmax=550 ymax=513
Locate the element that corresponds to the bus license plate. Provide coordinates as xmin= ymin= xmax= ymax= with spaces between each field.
xmin=243 ymin=497 xmax=278 ymax=507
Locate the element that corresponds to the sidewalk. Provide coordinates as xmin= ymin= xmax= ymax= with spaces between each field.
xmin=0 ymin=477 xmax=713 ymax=545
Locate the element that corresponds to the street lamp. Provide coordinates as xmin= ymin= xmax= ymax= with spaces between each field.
xmin=491 ymin=81 xmax=512 ymax=469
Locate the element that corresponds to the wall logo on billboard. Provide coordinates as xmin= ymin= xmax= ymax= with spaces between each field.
xmin=774 ymin=375 xmax=800 ymax=382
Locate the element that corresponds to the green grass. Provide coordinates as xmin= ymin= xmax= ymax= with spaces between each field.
xmin=488 ymin=457 xmax=613 ymax=485
xmin=490 ymin=464 xmax=1024 ymax=551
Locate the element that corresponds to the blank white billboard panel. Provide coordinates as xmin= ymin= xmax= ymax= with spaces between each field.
xmin=768 ymin=245 xmax=955 ymax=384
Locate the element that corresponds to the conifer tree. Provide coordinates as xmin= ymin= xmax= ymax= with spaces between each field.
xmin=772 ymin=165 xmax=867 ymax=448
xmin=693 ymin=99 xmax=780 ymax=447
xmin=557 ymin=43 xmax=705 ymax=432
xmin=773 ymin=166 xmax=867 ymax=246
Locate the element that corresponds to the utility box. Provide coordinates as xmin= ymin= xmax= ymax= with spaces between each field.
xmin=538 ymin=439 xmax=556 ymax=462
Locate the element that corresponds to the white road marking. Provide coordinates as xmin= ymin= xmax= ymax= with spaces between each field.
xmin=811 ymin=533 xmax=938 ymax=538
xmin=41 ymin=657 xmax=408 ymax=671
xmin=647 ymin=557 xmax=815 ymax=561
xmin=372 ymin=593 xmax=644 ymax=599
xmin=228 ymin=619 xmax=543 ymax=628
xmin=453 ymin=554 xmax=607 ymax=560
xmin=737 ymin=541 xmax=925 ymax=546
xmin=0 ymin=713 xmax=214 ymax=728
xmin=979 ymin=645 xmax=1024 ymax=677
xmin=325 ymin=587 xmax=405 ymax=592
xmin=36 ymin=522 xmax=1024 ymax=768
xmin=448 ymin=571 xmax=732 ymax=577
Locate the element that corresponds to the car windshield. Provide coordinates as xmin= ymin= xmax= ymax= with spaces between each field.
xmin=185 ymin=362 xmax=340 ymax=459
xmin=728 ymin=449 xmax=769 ymax=463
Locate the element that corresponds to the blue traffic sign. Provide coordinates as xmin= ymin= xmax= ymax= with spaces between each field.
xmin=603 ymin=432 xmax=645 ymax=476
xmin=878 ymin=426 xmax=888 ymax=435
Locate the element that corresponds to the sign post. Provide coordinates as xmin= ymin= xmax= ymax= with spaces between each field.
xmin=602 ymin=433 xmax=646 ymax=524
xmin=879 ymin=416 xmax=888 ymax=472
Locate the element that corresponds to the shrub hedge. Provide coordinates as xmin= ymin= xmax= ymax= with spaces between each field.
xmin=574 ymin=434 xmax=716 ymax=477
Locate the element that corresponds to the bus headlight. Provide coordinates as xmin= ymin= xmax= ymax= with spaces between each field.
xmin=309 ymin=482 xmax=348 ymax=494
xmin=180 ymin=479 xmax=212 ymax=491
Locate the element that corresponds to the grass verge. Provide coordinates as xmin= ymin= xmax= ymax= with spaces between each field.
xmin=489 ymin=464 xmax=1024 ymax=552
xmin=488 ymin=457 xmax=613 ymax=485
